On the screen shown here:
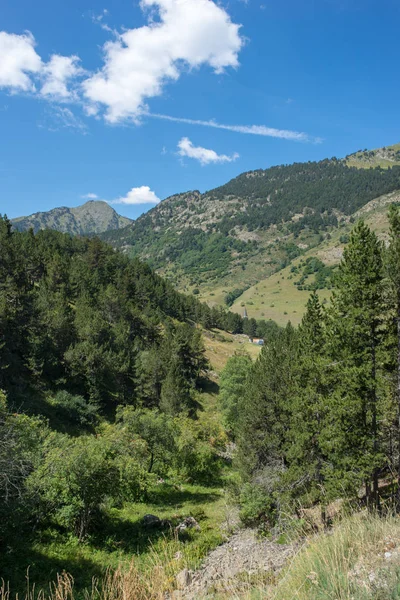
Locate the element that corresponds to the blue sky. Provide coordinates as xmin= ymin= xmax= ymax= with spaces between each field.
xmin=1 ymin=0 xmax=400 ymax=220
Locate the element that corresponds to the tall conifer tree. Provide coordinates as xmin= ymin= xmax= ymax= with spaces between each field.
xmin=328 ymin=221 xmax=385 ymax=507
xmin=387 ymin=204 xmax=400 ymax=507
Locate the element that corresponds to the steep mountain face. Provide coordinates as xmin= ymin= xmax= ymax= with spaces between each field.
xmin=11 ymin=201 xmax=132 ymax=235
xmin=102 ymin=146 xmax=400 ymax=298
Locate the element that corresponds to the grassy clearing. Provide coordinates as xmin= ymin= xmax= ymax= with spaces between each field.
xmin=203 ymin=329 xmax=262 ymax=373
xmin=230 ymin=268 xmax=331 ymax=326
xmin=0 ymin=482 xmax=231 ymax=598
xmin=6 ymin=513 xmax=400 ymax=600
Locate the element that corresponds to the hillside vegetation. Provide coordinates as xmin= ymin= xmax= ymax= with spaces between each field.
xmin=102 ymin=147 xmax=400 ymax=307
xmin=0 ymin=216 xmax=268 ymax=594
xmin=4 ymin=207 xmax=400 ymax=598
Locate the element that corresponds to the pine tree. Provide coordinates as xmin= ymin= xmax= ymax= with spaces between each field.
xmin=328 ymin=221 xmax=385 ymax=507
xmin=284 ymin=293 xmax=333 ymax=523
xmin=387 ymin=204 xmax=400 ymax=508
xmin=237 ymin=323 xmax=298 ymax=481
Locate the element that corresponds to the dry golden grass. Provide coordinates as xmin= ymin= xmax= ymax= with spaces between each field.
xmin=203 ymin=330 xmax=261 ymax=373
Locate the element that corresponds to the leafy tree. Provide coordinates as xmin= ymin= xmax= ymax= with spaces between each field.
xmin=29 ymin=434 xmax=149 ymax=540
xmin=116 ymin=407 xmax=175 ymax=474
xmin=219 ymin=351 xmax=252 ymax=435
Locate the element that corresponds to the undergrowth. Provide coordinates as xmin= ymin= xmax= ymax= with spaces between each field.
xmin=4 ymin=513 xmax=400 ymax=600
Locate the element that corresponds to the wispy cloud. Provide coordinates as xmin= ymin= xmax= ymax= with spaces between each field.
xmin=178 ymin=137 xmax=239 ymax=165
xmin=38 ymin=106 xmax=88 ymax=133
xmin=81 ymin=193 xmax=99 ymax=199
xmin=0 ymin=2 xmax=321 ymax=144
xmin=149 ymin=112 xmax=320 ymax=143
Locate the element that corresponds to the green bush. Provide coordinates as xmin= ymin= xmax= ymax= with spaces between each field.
xmin=239 ymin=483 xmax=276 ymax=526
xmin=28 ymin=434 xmax=150 ymax=540
xmin=49 ymin=390 xmax=98 ymax=427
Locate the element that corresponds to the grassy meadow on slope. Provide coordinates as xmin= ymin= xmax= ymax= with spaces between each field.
xmin=224 ymin=189 xmax=400 ymax=325
xmin=346 ymin=142 xmax=400 ymax=169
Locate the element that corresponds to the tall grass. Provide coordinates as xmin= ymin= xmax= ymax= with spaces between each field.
xmin=270 ymin=512 xmax=400 ymax=600
xmin=3 ymin=513 xmax=400 ymax=600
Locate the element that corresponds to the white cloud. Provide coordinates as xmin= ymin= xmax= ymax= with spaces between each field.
xmin=0 ymin=31 xmax=42 ymax=91
xmin=150 ymin=112 xmax=319 ymax=142
xmin=0 ymin=13 xmax=321 ymax=145
xmin=110 ymin=186 xmax=161 ymax=205
xmin=41 ymin=55 xmax=83 ymax=100
xmin=0 ymin=31 xmax=83 ymax=101
xmin=82 ymin=0 xmax=243 ymax=123
xmin=178 ymin=137 xmax=239 ymax=165
xmin=81 ymin=193 xmax=99 ymax=199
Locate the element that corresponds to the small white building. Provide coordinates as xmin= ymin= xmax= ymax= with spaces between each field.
xmin=249 ymin=337 xmax=265 ymax=346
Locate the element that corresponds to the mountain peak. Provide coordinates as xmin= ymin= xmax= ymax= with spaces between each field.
xmin=11 ymin=201 xmax=132 ymax=236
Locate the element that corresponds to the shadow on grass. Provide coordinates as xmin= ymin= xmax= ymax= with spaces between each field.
xmin=91 ymin=513 xmax=175 ymax=555
xmin=0 ymin=546 xmax=104 ymax=599
xmin=91 ymin=485 xmax=221 ymax=553
xmin=198 ymin=377 xmax=219 ymax=395
xmin=148 ymin=484 xmax=221 ymax=507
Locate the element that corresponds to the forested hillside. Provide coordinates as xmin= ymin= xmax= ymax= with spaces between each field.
xmin=0 ymin=215 xmax=276 ymax=592
xmin=102 ymin=148 xmax=400 ymax=302
xmin=214 ymin=209 xmax=400 ymax=546
xmin=5 ymin=207 xmax=400 ymax=599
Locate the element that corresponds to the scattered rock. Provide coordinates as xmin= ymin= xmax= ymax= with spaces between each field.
xmin=175 ymin=517 xmax=201 ymax=534
xmin=142 ymin=514 xmax=161 ymax=527
xmin=142 ymin=514 xmax=172 ymax=529
xmin=176 ymin=569 xmax=192 ymax=589
xmin=179 ymin=528 xmax=296 ymax=599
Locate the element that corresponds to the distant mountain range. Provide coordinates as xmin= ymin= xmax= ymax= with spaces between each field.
xmin=10 ymin=143 xmax=400 ymax=325
xmin=11 ymin=201 xmax=132 ymax=235
xmin=101 ymin=143 xmax=400 ymax=294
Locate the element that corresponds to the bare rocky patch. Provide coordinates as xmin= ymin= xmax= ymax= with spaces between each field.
xmin=170 ymin=528 xmax=297 ymax=599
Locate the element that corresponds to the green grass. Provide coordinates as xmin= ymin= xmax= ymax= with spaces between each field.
xmin=1 ymin=482 xmax=230 ymax=598
xmin=230 ymin=267 xmax=331 ymax=326
xmin=202 ymin=329 xmax=262 ymax=373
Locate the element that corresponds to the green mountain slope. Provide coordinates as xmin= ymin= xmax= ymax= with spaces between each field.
xmin=228 ymin=188 xmax=400 ymax=325
xmin=11 ymin=200 xmax=132 ymax=235
xmin=345 ymin=142 xmax=400 ymax=169
xmin=102 ymin=147 xmax=400 ymax=301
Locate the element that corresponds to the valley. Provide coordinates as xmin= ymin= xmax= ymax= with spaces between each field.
xmin=4 ymin=142 xmax=400 ymax=600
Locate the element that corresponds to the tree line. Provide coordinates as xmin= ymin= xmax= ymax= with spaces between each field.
xmin=220 ymin=207 xmax=400 ymax=524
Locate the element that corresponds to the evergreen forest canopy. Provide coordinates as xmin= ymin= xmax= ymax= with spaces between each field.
xmin=220 ymin=207 xmax=400 ymax=523
xmin=0 ymin=214 xmax=270 ymax=409
xmin=0 ymin=215 xmax=277 ymax=569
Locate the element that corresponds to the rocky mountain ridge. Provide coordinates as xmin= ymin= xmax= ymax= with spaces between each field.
xmin=11 ymin=200 xmax=132 ymax=236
